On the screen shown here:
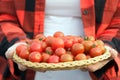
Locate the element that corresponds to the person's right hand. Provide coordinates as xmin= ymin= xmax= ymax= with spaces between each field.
xmin=5 ymin=42 xmax=28 ymax=71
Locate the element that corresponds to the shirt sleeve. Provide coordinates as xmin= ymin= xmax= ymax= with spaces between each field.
xmin=92 ymin=1 xmax=120 ymax=79
xmin=0 ymin=1 xmax=27 ymax=58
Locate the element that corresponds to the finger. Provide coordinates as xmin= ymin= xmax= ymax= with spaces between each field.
xmin=5 ymin=47 xmax=15 ymax=59
xmin=105 ymin=45 xmax=118 ymax=58
xmin=109 ymin=48 xmax=118 ymax=58
xmin=17 ymin=63 xmax=27 ymax=71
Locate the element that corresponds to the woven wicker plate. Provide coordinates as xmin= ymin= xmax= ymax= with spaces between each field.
xmin=13 ymin=46 xmax=111 ymax=71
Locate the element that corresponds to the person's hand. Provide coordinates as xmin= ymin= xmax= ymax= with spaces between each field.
xmin=5 ymin=42 xmax=28 ymax=71
xmin=80 ymin=45 xmax=118 ymax=72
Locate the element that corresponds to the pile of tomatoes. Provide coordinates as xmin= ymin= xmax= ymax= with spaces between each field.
xmin=16 ymin=31 xmax=106 ymax=63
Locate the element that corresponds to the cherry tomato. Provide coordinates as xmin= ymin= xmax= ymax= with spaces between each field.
xmin=60 ymin=53 xmax=73 ymax=62
xmin=63 ymin=37 xmax=73 ymax=49
xmin=47 ymin=55 xmax=59 ymax=63
xmin=72 ymin=36 xmax=81 ymax=44
xmin=77 ymin=36 xmax=84 ymax=43
xmin=51 ymin=37 xmax=64 ymax=50
xmin=29 ymin=41 xmax=42 ymax=52
xmin=71 ymin=43 xmax=84 ymax=56
xmin=19 ymin=48 xmax=29 ymax=60
xmin=29 ymin=51 xmax=42 ymax=62
xmin=82 ymin=40 xmax=94 ymax=54
xmin=86 ymin=55 xmax=91 ymax=59
xmin=94 ymin=40 xmax=105 ymax=46
xmin=45 ymin=47 xmax=53 ymax=55
xmin=75 ymin=53 xmax=87 ymax=60
xmin=89 ymin=46 xmax=103 ymax=57
xmin=45 ymin=36 xmax=53 ymax=46
xmin=53 ymin=31 xmax=64 ymax=37
xmin=16 ymin=44 xmax=28 ymax=56
xmin=34 ymin=34 xmax=46 ymax=41
xmin=54 ymin=47 xmax=66 ymax=56
xmin=40 ymin=41 xmax=47 ymax=51
xmin=41 ymin=52 xmax=51 ymax=62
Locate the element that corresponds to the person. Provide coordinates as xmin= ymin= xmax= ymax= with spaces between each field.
xmin=0 ymin=0 xmax=120 ymax=80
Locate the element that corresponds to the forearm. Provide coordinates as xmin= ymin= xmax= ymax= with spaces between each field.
xmin=0 ymin=15 xmax=27 ymax=58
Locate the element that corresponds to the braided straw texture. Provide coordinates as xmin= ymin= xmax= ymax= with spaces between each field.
xmin=13 ymin=46 xmax=111 ymax=71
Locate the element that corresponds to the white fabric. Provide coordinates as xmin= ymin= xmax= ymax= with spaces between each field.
xmin=35 ymin=0 xmax=91 ymax=80
xmin=35 ymin=70 xmax=91 ymax=80
xmin=44 ymin=16 xmax=85 ymax=37
xmin=45 ymin=0 xmax=82 ymax=17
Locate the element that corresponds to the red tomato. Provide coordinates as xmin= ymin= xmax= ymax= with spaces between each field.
xmin=63 ymin=37 xmax=73 ymax=49
xmin=86 ymin=55 xmax=91 ymax=59
xmin=76 ymin=36 xmax=84 ymax=43
xmin=29 ymin=51 xmax=42 ymax=62
xmin=94 ymin=40 xmax=105 ymax=46
xmin=60 ymin=53 xmax=73 ymax=62
xmin=82 ymin=40 xmax=94 ymax=54
xmin=100 ymin=46 xmax=106 ymax=53
xmin=53 ymin=31 xmax=64 ymax=37
xmin=72 ymin=36 xmax=81 ymax=44
xmin=40 ymin=41 xmax=47 ymax=51
xmin=16 ymin=44 xmax=28 ymax=56
xmin=34 ymin=34 xmax=46 ymax=41
xmin=89 ymin=46 xmax=103 ymax=57
xmin=41 ymin=52 xmax=51 ymax=62
xmin=45 ymin=36 xmax=53 ymax=46
xmin=75 ymin=53 xmax=87 ymax=60
xmin=29 ymin=41 xmax=43 ymax=52
xmin=71 ymin=43 xmax=84 ymax=56
xmin=19 ymin=48 xmax=29 ymax=60
xmin=54 ymin=47 xmax=66 ymax=56
xmin=47 ymin=55 xmax=59 ymax=63
xmin=51 ymin=37 xmax=64 ymax=50
xmin=45 ymin=47 xmax=53 ymax=54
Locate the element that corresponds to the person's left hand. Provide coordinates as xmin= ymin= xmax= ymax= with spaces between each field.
xmin=80 ymin=45 xmax=118 ymax=72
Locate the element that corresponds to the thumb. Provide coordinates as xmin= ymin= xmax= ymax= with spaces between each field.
xmin=17 ymin=63 xmax=27 ymax=71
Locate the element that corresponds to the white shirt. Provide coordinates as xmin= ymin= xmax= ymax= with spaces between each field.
xmin=35 ymin=0 xmax=91 ymax=80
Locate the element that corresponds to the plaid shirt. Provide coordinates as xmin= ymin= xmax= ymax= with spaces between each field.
xmin=0 ymin=0 xmax=120 ymax=80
